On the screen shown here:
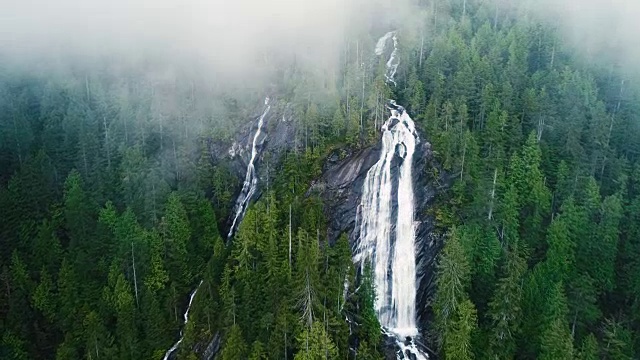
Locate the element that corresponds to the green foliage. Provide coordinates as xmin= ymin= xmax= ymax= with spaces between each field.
xmin=443 ymin=299 xmax=477 ymax=360
xmin=220 ymin=324 xmax=248 ymax=360
xmin=293 ymin=322 xmax=339 ymax=360
xmin=358 ymin=261 xmax=382 ymax=347
xmin=434 ymin=227 xmax=472 ymax=350
xmin=2 ymin=1 xmax=640 ymax=358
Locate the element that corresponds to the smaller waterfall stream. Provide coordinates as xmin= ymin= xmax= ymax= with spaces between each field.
xmin=163 ymin=99 xmax=270 ymax=358
xmin=375 ymin=31 xmax=399 ymax=86
xmin=163 ymin=280 xmax=203 ymax=360
xmin=227 ymin=97 xmax=271 ymax=239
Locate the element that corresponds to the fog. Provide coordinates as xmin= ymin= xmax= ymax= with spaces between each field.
xmin=526 ymin=0 xmax=639 ymax=73
xmin=0 ymin=0 xmax=419 ymax=87
xmin=1 ymin=0 xmax=638 ymax=107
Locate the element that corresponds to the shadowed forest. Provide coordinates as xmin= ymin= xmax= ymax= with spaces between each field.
xmin=1 ymin=0 xmax=640 ymax=359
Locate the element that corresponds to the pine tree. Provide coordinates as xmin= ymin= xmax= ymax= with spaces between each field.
xmin=434 ymin=227 xmax=472 ymax=349
xmin=249 ymin=340 xmax=267 ymax=360
xmin=602 ymin=319 xmax=634 ymax=360
xmin=161 ymin=192 xmax=192 ymax=289
xmin=358 ymin=261 xmax=381 ymax=348
xmin=576 ymin=333 xmax=599 ymax=360
xmin=488 ymin=247 xmax=526 ymax=359
xmin=220 ymin=324 xmax=248 ymax=360
xmin=538 ymin=283 xmax=573 ymax=360
xmin=293 ymin=322 xmax=339 ymax=360
xmin=32 ymin=266 xmax=56 ymax=322
xmin=443 ymin=299 xmax=477 ymax=360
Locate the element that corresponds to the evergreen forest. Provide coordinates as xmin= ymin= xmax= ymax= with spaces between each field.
xmin=1 ymin=0 xmax=640 ymax=359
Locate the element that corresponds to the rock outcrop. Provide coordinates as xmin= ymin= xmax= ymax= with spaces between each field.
xmin=207 ymin=97 xmax=299 ymax=234
xmin=312 ymin=132 xmax=449 ymax=346
xmin=207 ymin=96 xmax=449 ymax=357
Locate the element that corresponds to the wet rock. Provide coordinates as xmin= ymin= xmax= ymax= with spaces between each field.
xmin=208 ymin=98 xmax=297 ymax=177
xmin=207 ymin=97 xmax=299 ymax=234
xmin=207 ymin=98 xmax=450 ymax=358
xmin=201 ymin=332 xmax=221 ymax=360
xmin=309 ymin=144 xmax=381 ymax=245
xmin=314 ymin=134 xmax=451 ymax=358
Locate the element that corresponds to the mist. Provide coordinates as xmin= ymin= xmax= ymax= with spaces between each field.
xmin=526 ymin=0 xmax=640 ymax=75
xmin=0 ymin=0 xmax=421 ymax=88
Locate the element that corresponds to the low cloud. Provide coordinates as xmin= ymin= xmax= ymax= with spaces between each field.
xmin=528 ymin=0 xmax=640 ymax=73
xmin=0 ymin=0 xmax=418 ymax=86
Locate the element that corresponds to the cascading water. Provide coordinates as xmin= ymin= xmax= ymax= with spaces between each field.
xmin=227 ymin=97 xmax=271 ymax=239
xmin=163 ymin=98 xmax=271 ymax=358
xmin=355 ymin=32 xmax=428 ymax=359
xmin=163 ymin=280 xmax=203 ymax=360
xmin=375 ymin=31 xmax=399 ymax=86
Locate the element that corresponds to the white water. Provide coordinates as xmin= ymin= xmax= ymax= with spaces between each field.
xmin=356 ymin=102 xmax=420 ymax=336
xmin=227 ymin=98 xmax=271 ymax=239
xmin=375 ymin=31 xmax=399 ymax=86
xmin=163 ymin=280 xmax=203 ymax=360
xmin=375 ymin=31 xmax=395 ymax=55
xmin=355 ymin=32 xmax=428 ymax=359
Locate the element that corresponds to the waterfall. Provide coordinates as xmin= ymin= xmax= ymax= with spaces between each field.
xmin=162 ymin=98 xmax=270 ymax=358
xmin=227 ymin=97 xmax=271 ymax=239
xmin=375 ymin=31 xmax=399 ymax=86
xmin=163 ymin=280 xmax=203 ymax=360
xmin=355 ymin=32 xmax=428 ymax=359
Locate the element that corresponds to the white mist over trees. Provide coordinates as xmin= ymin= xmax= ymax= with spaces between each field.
xmin=0 ymin=0 xmax=418 ymax=85
xmin=2 ymin=0 xmax=640 ymax=359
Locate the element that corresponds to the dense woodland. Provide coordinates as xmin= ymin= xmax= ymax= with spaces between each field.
xmin=2 ymin=0 xmax=640 ymax=359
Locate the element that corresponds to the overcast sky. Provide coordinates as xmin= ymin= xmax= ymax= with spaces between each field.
xmin=0 ymin=0 xmax=638 ymax=78
xmin=0 ymin=0 xmax=416 ymax=82
xmin=529 ymin=0 xmax=640 ymax=73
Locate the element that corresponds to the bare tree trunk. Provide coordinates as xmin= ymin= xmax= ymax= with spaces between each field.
xmin=460 ymin=138 xmax=467 ymax=181
xmin=374 ymin=91 xmax=379 ymax=131
xmin=304 ymin=271 xmax=314 ymax=327
xmin=289 ymin=204 xmax=292 ymax=270
xmin=356 ymin=40 xmax=359 ymax=79
xmin=173 ymin=139 xmax=179 ymax=181
xmin=550 ymin=39 xmax=556 ymax=69
xmin=433 ymin=0 xmax=438 ymax=31
xmin=360 ymin=65 xmax=366 ymax=136
xmin=346 ymin=79 xmax=350 ymax=120
xmin=488 ymin=168 xmax=498 ymax=220
xmin=607 ymin=80 xmax=625 ymax=148
xmin=103 ymin=116 xmax=111 ymax=170
xmin=160 ymin=113 xmax=164 ymax=151
xmin=151 ymin=182 xmax=157 ymax=224
xmin=537 ymin=115 xmax=544 ymax=142
xmin=305 ymin=122 xmax=308 ymax=152
xmin=419 ymin=34 xmax=425 ymax=68
xmin=324 ymin=295 xmax=328 ymax=359
xmin=82 ymin=140 xmax=89 ymax=180
xmin=284 ymin=330 xmax=288 ymax=360
xmin=140 ymin=117 xmax=146 ymax=157
xmin=124 ymin=112 xmax=129 ymax=145
xmin=131 ymin=242 xmax=139 ymax=307
xmin=85 ymin=75 xmax=91 ymax=102
xmin=11 ymin=113 xmax=22 ymax=167
xmin=601 ymin=79 xmax=625 ymax=179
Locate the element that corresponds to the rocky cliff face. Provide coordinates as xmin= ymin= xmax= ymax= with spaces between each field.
xmin=207 ymin=97 xmax=448 ymax=357
xmin=208 ymin=98 xmax=298 ymax=177
xmin=311 ymin=134 xmax=449 ymax=341
xmin=207 ymin=97 xmax=299 ymax=234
